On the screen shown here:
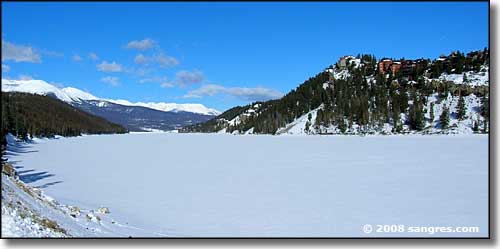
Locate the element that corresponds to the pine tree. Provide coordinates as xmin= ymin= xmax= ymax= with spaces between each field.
xmin=440 ymin=106 xmax=450 ymax=129
xmin=457 ymin=95 xmax=466 ymax=120
xmin=473 ymin=120 xmax=479 ymax=133
xmin=305 ymin=121 xmax=311 ymax=133
xmin=429 ymin=102 xmax=435 ymax=124
xmin=337 ymin=118 xmax=347 ymax=133
xmin=408 ymin=93 xmax=425 ymax=131
xmin=481 ymin=94 xmax=489 ymax=119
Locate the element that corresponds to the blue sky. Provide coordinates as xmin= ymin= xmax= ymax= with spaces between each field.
xmin=2 ymin=2 xmax=488 ymax=111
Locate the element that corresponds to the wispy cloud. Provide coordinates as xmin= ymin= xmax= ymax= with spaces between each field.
xmin=97 ymin=61 xmax=123 ymax=73
xmin=148 ymin=70 xmax=203 ymax=88
xmin=134 ymin=53 xmax=148 ymax=64
xmin=100 ymin=76 xmax=120 ymax=86
xmin=88 ymin=52 xmax=99 ymax=61
xmin=2 ymin=64 xmax=10 ymax=73
xmin=18 ymin=74 xmax=34 ymax=80
xmin=72 ymin=54 xmax=83 ymax=62
xmin=138 ymin=76 xmax=174 ymax=88
xmin=40 ymin=49 xmax=64 ymax=58
xmin=184 ymin=84 xmax=283 ymax=101
xmin=139 ymin=76 xmax=167 ymax=84
xmin=174 ymin=70 xmax=204 ymax=87
xmin=160 ymin=82 xmax=175 ymax=88
xmin=133 ymin=52 xmax=179 ymax=68
xmin=2 ymin=40 xmax=41 ymax=63
xmin=125 ymin=38 xmax=157 ymax=51
xmin=155 ymin=53 xmax=179 ymax=67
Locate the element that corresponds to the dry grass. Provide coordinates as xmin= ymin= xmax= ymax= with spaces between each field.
xmin=40 ymin=218 xmax=67 ymax=234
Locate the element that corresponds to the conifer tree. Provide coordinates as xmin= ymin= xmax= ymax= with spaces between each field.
xmin=440 ymin=106 xmax=450 ymax=129
xmin=481 ymin=94 xmax=489 ymax=119
xmin=429 ymin=102 xmax=435 ymax=124
xmin=408 ymin=93 xmax=425 ymax=130
xmin=473 ymin=120 xmax=479 ymax=133
xmin=457 ymin=95 xmax=466 ymax=120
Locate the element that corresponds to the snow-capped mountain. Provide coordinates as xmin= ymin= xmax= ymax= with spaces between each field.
xmin=107 ymin=99 xmax=220 ymax=115
xmin=1 ymin=79 xmax=219 ymax=115
xmin=1 ymin=78 xmax=218 ymax=131
xmin=1 ymin=79 xmax=94 ymax=103
xmin=61 ymin=87 xmax=100 ymax=101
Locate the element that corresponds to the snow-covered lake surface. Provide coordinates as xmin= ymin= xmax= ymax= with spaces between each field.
xmin=5 ymin=133 xmax=488 ymax=237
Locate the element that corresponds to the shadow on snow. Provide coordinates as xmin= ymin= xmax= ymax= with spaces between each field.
xmin=3 ymin=135 xmax=63 ymax=188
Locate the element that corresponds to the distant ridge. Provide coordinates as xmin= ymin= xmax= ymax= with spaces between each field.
xmin=1 ymin=78 xmax=218 ymax=131
xmin=1 ymin=78 xmax=220 ymax=116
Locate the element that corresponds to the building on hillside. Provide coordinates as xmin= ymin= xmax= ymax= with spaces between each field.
xmin=337 ymin=55 xmax=355 ymax=69
xmin=401 ymin=60 xmax=416 ymax=76
xmin=378 ymin=59 xmax=393 ymax=74
xmin=391 ymin=61 xmax=402 ymax=75
xmin=414 ymin=59 xmax=428 ymax=71
xmin=379 ymin=59 xmax=421 ymax=76
xmin=467 ymin=50 xmax=489 ymax=61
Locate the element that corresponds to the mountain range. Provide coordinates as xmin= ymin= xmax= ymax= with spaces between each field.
xmin=1 ymin=79 xmax=219 ymax=132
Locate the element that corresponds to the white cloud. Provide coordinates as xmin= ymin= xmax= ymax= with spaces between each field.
xmin=155 ymin=53 xmax=179 ymax=67
xmin=18 ymin=74 xmax=34 ymax=80
xmin=184 ymin=84 xmax=283 ymax=101
xmin=125 ymin=38 xmax=156 ymax=51
xmin=135 ymin=67 xmax=152 ymax=77
xmin=153 ymin=70 xmax=204 ymax=88
xmin=134 ymin=53 xmax=179 ymax=68
xmin=41 ymin=49 xmax=64 ymax=58
xmin=88 ymin=52 xmax=99 ymax=61
xmin=134 ymin=54 xmax=148 ymax=64
xmin=2 ymin=40 xmax=41 ymax=63
xmin=72 ymin=54 xmax=83 ymax=61
xmin=139 ymin=76 xmax=166 ymax=84
xmin=97 ymin=61 xmax=123 ymax=72
xmin=100 ymin=76 xmax=120 ymax=86
xmin=2 ymin=64 xmax=10 ymax=73
xmin=174 ymin=70 xmax=204 ymax=87
xmin=138 ymin=76 xmax=174 ymax=88
xmin=160 ymin=82 xmax=175 ymax=88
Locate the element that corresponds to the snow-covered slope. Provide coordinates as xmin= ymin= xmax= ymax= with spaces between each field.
xmin=2 ymin=79 xmax=77 ymax=103
xmin=108 ymin=99 xmax=220 ymax=115
xmin=61 ymin=87 xmax=99 ymax=101
xmin=437 ymin=64 xmax=489 ymax=87
xmin=1 ymin=78 xmax=219 ymax=115
xmin=276 ymin=67 xmax=488 ymax=136
xmin=276 ymin=106 xmax=321 ymax=135
xmin=194 ymin=56 xmax=488 ymax=135
xmin=279 ymin=92 xmax=486 ymax=136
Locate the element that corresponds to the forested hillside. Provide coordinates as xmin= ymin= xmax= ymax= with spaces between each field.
xmin=181 ymin=49 xmax=489 ymax=135
xmin=1 ymin=92 xmax=128 ymax=151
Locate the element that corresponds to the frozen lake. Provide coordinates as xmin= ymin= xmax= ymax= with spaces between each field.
xmin=5 ymin=133 xmax=489 ymax=237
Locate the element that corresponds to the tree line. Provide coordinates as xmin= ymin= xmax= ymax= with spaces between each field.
xmin=1 ymin=92 xmax=128 ymax=154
